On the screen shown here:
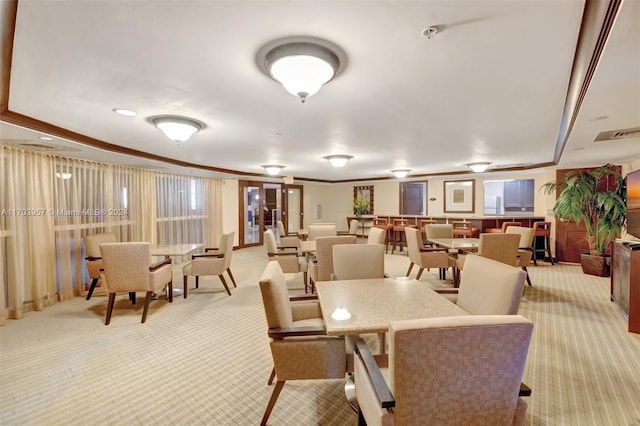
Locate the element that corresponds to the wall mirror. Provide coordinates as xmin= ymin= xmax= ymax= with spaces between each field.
xmin=353 ymin=185 xmax=374 ymax=215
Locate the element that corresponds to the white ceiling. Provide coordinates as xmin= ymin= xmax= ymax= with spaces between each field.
xmin=1 ymin=0 xmax=639 ymax=182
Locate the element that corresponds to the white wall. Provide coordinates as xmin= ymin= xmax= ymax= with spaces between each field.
xmin=222 ymin=179 xmax=239 ymax=245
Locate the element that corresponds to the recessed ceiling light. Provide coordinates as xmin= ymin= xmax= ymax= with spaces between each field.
xmin=39 ymin=136 xmax=53 ymax=141
xmin=113 ymin=108 xmax=137 ymax=117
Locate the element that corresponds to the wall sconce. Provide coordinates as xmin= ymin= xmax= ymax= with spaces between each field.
xmin=324 ymin=155 xmax=353 ymax=168
xmin=262 ymin=165 xmax=285 ymax=175
xmin=151 ymin=115 xmax=203 ymax=142
xmin=467 ymin=162 xmax=492 ymax=173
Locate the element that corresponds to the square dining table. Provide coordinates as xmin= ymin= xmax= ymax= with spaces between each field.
xmin=427 ymin=237 xmax=480 ymax=252
xmin=150 ymin=243 xmax=204 ymax=296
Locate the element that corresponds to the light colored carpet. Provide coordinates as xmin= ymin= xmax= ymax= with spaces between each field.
xmin=1 ymin=246 xmax=639 ymax=425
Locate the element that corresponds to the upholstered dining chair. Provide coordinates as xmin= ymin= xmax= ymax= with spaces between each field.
xmin=307 ymin=223 xmax=338 ymax=240
xmin=354 ymin=315 xmax=534 ymax=426
xmin=424 ymin=223 xmax=453 ymax=240
xmin=99 ymin=242 xmax=173 ymax=325
xmin=404 ymin=226 xmax=453 ymax=281
xmin=436 ymin=254 xmax=527 ymax=315
xmin=183 ymin=231 xmax=236 ymax=298
xmin=264 ymin=229 xmax=308 ymax=291
xmin=453 ymin=233 xmax=520 ymax=285
xmin=276 ymin=220 xmax=301 ymax=249
xmin=83 ymin=232 xmax=116 ymax=300
xmin=366 ymin=226 xmax=387 ymax=245
xmin=506 ymin=226 xmax=536 ymax=286
xmin=338 ymin=219 xmax=361 ymax=237
xmin=332 ymin=244 xmax=385 ymax=280
xmin=258 ymin=260 xmax=346 ymax=426
xmin=308 ymin=235 xmax=356 ymax=291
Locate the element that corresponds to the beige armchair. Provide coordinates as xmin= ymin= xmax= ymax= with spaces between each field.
xmin=367 ymin=226 xmax=387 ymax=245
xmin=183 ymin=231 xmax=236 ymax=298
xmin=453 ymin=233 xmax=520 ymax=285
xmin=424 ymin=223 xmax=453 ymax=240
xmin=83 ymin=232 xmax=116 ymax=300
xmin=264 ymin=229 xmax=308 ymax=291
xmin=258 ymin=260 xmax=346 ymax=426
xmin=506 ymin=226 xmax=536 ymax=286
xmin=437 ymin=254 xmax=527 ymax=315
xmin=276 ymin=220 xmax=300 ymax=249
xmin=338 ymin=219 xmax=360 ymax=236
xmin=308 ymin=235 xmax=357 ymax=290
xmin=354 ymin=315 xmax=534 ymax=426
xmin=405 ymin=227 xmax=453 ymax=281
xmin=332 ymin=244 xmax=385 ymax=280
xmin=307 ymin=223 xmax=337 ymax=240
xmin=99 ymin=242 xmax=173 ymax=325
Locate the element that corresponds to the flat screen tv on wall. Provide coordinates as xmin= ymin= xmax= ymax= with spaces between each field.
xmin=626 ymin=169 xmax=640 ymax=240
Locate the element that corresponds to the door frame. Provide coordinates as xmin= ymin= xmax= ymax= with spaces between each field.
xmin=282 ymin=184 xmax=304 ymax=234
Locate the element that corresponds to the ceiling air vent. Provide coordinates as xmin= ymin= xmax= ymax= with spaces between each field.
xmin=18 ymin=143 xmax=59 ymax=151
xmin=594 ymin=127 xmax=640 ymax=142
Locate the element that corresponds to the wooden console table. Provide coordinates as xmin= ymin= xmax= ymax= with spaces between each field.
xmin=611 ymin=240 xmax=640 ymax=334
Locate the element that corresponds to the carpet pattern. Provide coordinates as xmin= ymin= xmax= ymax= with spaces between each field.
xmin=1 ymin=246 xmax=639 ymax=425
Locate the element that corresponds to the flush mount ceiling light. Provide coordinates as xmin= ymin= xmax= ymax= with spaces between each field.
xmin=150 ymin=116 xmax=203 ymax=143
xmin=262 ymin=165 xmax=285 ymax=175
xmin=391 ymin=169 xmax=411 ymax=178
xmin=324 ymin=155 xmax=353 ymax=168
xmin=263 ymin=41 xmax=340 ymax=103
xmin=467 ymin=162 xmax=492 ymax=173
xmin=113 ymin=108 xmax=137 ymax=117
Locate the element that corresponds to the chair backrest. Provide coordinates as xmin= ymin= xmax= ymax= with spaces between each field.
xmin=533 ymin=221 xmax=552 ymax=236
xmin=419 ymin=219 xmax=437 ymax=231
xmin=457 ymin=255 xmax=526 ymax=315
xmin=314 ymin=235 xmax=357 ymax=281
xmin=84 ymin=232 xmax=116 ymax=258
xmin=478 ymin=233 xmax=520 ymax=266
xmin=264 ymin=229 xmax=278 ymax=255
xmin=425 ymin=224 xmax=453 ymax=240
xmin=308 ymin=223 xmax=337 ymax=240
xmin=388 ymin=315 xmax=533 ymax=425
xmin=452 ymin=221 xmax=473 ymax=237
xmin=367 ymin=227 xmax=386 ymax=245
xmin=332 ymin=244 xmax=385 ymax=280
xmin=505 ymin=226 xmax=535 ymax=248
xmin=221 ymin=231 xmax=235 ymax=268
xmin=373 ymin=218 xmax=387 ymax=226
xmin=404 ymin=227 xmax=424 ymax=266
xmin=258 ymin=260 xmax=294 ymax=328
xmin=348 ymin=219 xmax=360 ymax=235
xmin=277 ymin=221 xmax=286 ymax=237
xmin=99 ymin=242 xmax=151 ymax=293
xmin=393 ymin=218 xmax=409 ymax=228
xmin=501 ymin=221 xmax=522 ymax=233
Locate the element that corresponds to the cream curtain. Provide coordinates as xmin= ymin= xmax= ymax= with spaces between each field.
xmin=0 ymin=145 xmax=224 ymax=325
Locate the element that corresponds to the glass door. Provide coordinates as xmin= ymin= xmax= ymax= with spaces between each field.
xmin=241 ymin=183 xmax=261 ymax=246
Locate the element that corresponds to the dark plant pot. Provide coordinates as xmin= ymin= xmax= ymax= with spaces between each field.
xmin=580 ymin=253 xmax=610 ymax=277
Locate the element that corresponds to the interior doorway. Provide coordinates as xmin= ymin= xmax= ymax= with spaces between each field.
xmin=238 ymin=181 xmax=303 ymax=248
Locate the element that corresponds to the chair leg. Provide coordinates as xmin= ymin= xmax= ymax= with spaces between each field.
xmin=195 ymin=276 xmax=199 ymax=289
xmin=358 ymin=406 xmax=368 ymax=426
xmin=406 ymin=262 xmax=414 ymax=277
xmin=183 ymin=275 xmax=189 ymax=299
xmin=219 ymin=274 xmax=232 ymax=296
xmin=105 ymin=293 xmax=116 ymax=325
xmin=416 ymin=267 xmax=424 ymax=280
xmin=129 ymin=292 xmax=136 ymax=304
xmin=141 ymin=291 xmax=153 ymax=323
xmin=523 ymin=267 xmax=532 ymax=286
xmin=167 ymin=281 xmax=173 ymax=303
xmin=261 ymin=380 xmax=285 ymax=426
xmin=227 ymin=268 xmax=237 ymax=287
xmin=267 ymin=367 xmax=276 ymax=385
xmin=86 ymin=278 xmax=99 ymax=300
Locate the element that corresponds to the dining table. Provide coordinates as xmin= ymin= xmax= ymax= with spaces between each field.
xmin=150 ymin=243 xmax=204 ymax=296
xmin=316 ymin=276 xmax=469 ymax=409
xmin=427 ymin=237 xmax=480 ymax=252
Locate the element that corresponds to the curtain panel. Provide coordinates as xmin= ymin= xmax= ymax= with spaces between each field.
xmin=0 ymin=145 xmax=223 ymax=325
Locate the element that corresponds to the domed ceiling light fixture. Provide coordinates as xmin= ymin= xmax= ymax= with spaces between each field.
xmin=391 ymin=169 xmax=411 ymax=178
xmin=264 ymin=42 xmax=340 ymax=103
xmin=151 ymin=116 xmax=203 ymax=143
xmin=324 ymin=155 xmax=353 ymax=168
xmin=467 ymin=162 xmax=492 ymax=173
xmin=262 ymin=165 xmax=285 ymax=176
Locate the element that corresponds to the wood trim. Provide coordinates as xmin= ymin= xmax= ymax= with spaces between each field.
xmin=0 ymin=0 xmax=18 ymax=113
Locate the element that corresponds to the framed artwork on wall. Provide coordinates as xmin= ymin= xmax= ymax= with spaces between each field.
xmin=444 ymin=180 xmax=475 ymax=213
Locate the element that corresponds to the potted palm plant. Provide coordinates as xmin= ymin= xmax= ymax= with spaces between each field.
xmin=542 ymin=164 xmax=626 ymax=276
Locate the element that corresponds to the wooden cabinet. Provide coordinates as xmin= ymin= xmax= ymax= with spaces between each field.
xmin=504 ymin=179 xmax=534 ymax=211
xmin=611 ymin=240 xmax=640 ymax=334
